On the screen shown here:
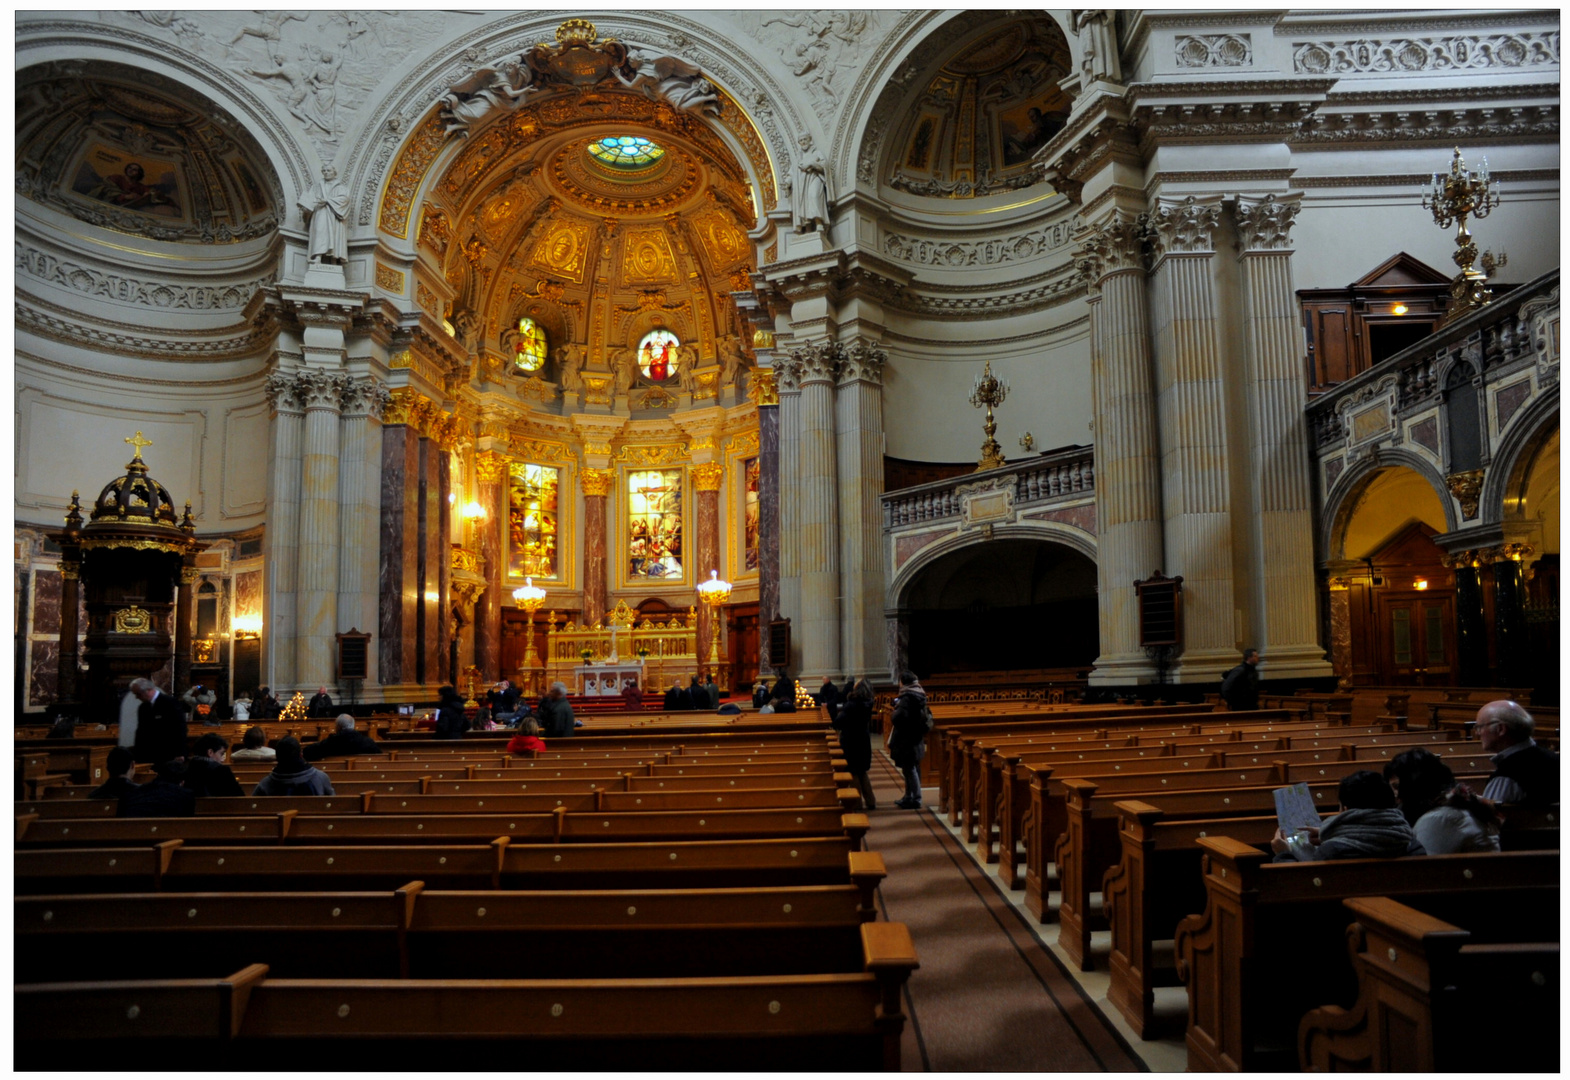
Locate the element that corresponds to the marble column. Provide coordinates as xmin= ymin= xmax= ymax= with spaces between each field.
xmin=692 ymin=462 xmax=725 ymax=675
xmin=755 ymin=373 xmax=781 ymax=676
xmin=175 ymin=562 xmax=196 ymax=695
xmin=1326 ymin=575 xmax=1354 ymax=689
xmin=1148 ymin=195 xmax=1238 ymax=681
xmin=835 ymin=342 xmax=886 ymax=681
xmin=788 ymin=342 xmax=842 ymax=682
xmin=1234 ymin=194 xmax=1332 ymax=678
xmin=1082 ymin=210 xmax=1165 ymax=685
xmin=56 ymin=548 xmax=81 ymax=705
xmin=377 ymin=391 xmax=420 ymax=689
xmin=1448 ymin=553 xmax=1490 ymax=686
xmin=436 ymin=444 xmax=452 ymax=685
xmin=580 ymin=468 xmax=613 ymax=627
xmin=337 ymin=377 xmax=389 ymax=688
xmin=777 ymin=361 xmax=803 ymax=675
xmin=414 ymin=434 xmax=444 ymax=685
xmin=472 ymin=450 xmax=508 ymax=679
xmin=263 ymin=373 xmax=306 ymax=691
xmin=295 ymin=369 xmax=348 ymax=689
xmin=1492 ymin=546 xmax=1532 ymax=687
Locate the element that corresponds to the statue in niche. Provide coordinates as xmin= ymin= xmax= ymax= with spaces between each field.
xmin=1072 ymin=10 xmax=1123 ymax=84
xmin=615 ymin=48 xmax=720 ymax=115
xmin=792 ymin=134 xmax=831 ymax=234
xmin=439 ymin=63 xmax=535 ymax=136
xmin=452 ymin=310 xmax=480 ymax=349
xmin=675 ymin=344 xmax=701 ymax=394
xmin=611 ymin=346 xmax=637 ymax=397
xmin=718 ymin=333 xmax=748 ymax=386
xmin=297 ymin=164 xmax=348 ymax=263
xmin=555 ymin=342 xmax=587 ymax=392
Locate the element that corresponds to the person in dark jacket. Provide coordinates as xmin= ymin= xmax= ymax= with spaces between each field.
xmin=620 ymin=682 xmax=644 ymax=711
xmin=120 ymin=759 xmax=197 ymax=817
xmin=303 ymin=714 xmax=385 ymax=760
xmin=182 ymin=733 xmax=244 ymax=797
xmin=1271 ymin=770 xmax=1418 ymax=861
xmin=250 ymin=687 xmax=279 ymax=720
xmin=770 ymin=670 xmax=794 ymax=704
xmin=888 ymin=672 xmax=930 ymax=809
xmin=833 ymin=679 xmax=876 ymax=811
xmin=663 ymin=684 xmax=681 ymax=711
xmin=1219 ymin=649 xmax=1260 ymax=711
xmin=815 ymin=676 xmax=841 ymax=718
xmin=89 ymin=747 xmax=138 ymax=800
xmin=1476 ymin=700 xmax=1559 ymax=807
xmin=752 ymin=682 xmax=771 ymax=709
xmin=307 ymin=686 xmax=335 ymax=718
xmin=129 ymin=677 xmax=188 ymax=765
xmin=487 ymin=680 xmax=521 ymax=723
xmin=539 ymin=681 xmax=577 ymax=738
xmin=433 ymin=686 xmax=469 ymax=740
xmin=252 ymin=736 xmax=335 ymax=796
xmin=702 ymin=676 xmax=720 ymax=711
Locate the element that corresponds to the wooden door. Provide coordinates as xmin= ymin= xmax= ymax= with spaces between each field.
xmin=726 ymin=603 xmax=759 ymax=693
xmin=1378 ymin=592 xmax=1456 ymax=686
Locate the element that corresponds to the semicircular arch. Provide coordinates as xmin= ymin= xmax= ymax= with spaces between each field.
xmin=888 ymin=518 xmax=1096 ymax=612
xmin=1321 ymin=449 xmax=1457 ymax=562
xmin=1481 ymin=386 xmax=1560 ymax=527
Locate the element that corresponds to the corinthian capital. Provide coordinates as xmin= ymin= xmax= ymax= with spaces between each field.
xmin=1147 ymin=194 xmax=1224 ymax=258
xmin=297 ymin=369 xmax=350 ymax=410
xmin=1076 ymin=209 xmax=1146 ymax=285
xmin=838 ymin=341 xmax=887 ymax=386
xmin=788 ymin=341 xmax=843 ymax=385
xmin=264 ymin=371 xmax=304 ymax=414
xmin=1232 ymin=193 xmax=1303 ymax=253
xmin=341 ymin=374 xmax=392 ymax=419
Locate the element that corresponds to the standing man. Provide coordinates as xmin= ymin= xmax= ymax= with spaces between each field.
xmin=1477 ymin=700 xmax=1560 ymax=808
xmin=129 ymin=677 xmax=188 ymax=765
xmin=307 ymin=686 xmax=335 ymax=718
xmin=1220 ymin=648 xmax=1261 ymax=711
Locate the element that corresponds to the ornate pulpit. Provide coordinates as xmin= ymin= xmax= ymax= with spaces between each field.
xmin=49 ymin=433 xmax=208 ymax=721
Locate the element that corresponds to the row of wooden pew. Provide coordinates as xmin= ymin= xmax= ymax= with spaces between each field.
xmin=924 ymin=699 xmax=1558 ymax=1072
xmin=14 ymin=725 xmax=921 ymax=1070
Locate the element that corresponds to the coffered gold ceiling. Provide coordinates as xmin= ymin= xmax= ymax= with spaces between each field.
xmin=417 ymin=89 xmax=758 ymax=379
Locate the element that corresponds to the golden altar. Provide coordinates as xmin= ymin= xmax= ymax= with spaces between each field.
xmin=543 ymin=599 xmax=699 ymax=694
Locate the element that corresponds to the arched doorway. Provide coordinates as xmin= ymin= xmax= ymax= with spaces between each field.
xmin=900 ymin=539 xmax=1098 ymax=677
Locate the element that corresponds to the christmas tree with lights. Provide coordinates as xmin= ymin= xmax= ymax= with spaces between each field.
xmin=793 ymin=680 xmax=816 ymax=711
xmin=279 ymin=691 xmax=307 ymax=722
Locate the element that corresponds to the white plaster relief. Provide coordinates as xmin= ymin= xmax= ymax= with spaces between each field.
xmin=1292 ymin=33 xmax=1560 ymax=75
xmin=15 ymin=244 xmax=274 ymax=310
xmin=1175 ymin=34 xmax=1253 ymax=68
xmin=882 ymin=221 xmax=1074 ymax=268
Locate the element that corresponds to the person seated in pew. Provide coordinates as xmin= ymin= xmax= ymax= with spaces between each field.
xmin=433 ymin=686 xmax=470 ymax=740
xmin=1220 ymin=648 xmax=1261 ymax=711
xmin=307 ymin=686 xmax=335 ymax=718
xmin=505 ymin=717 xmax=547 ymax=756
xmin=752 ymin=681 xmax=771 ymax=710
xmin=183 ymin=733 xmax=244 ymax=797
xmin=1271 ymin=770 xmax=1418 ymax=862
xmin=119 ymin=758 xmax=197 ymax=817
xmin=88 ymin=746 xmax=138 ymax=800
xmin=539 ymin=681 xmax=577 ymax=738
xmin=230 ymin=724 xmax=276 ymax=763
xmin=1384 ymin=747 xmax=1501 ymax=855
xmin=303 ymin=714 xmax=384 ymax=761
xmin=252 ymin=736 xmax=335 ymax=797
xmin=487 ymin=679 xmax=522 ymax=724
xmin=1476 ymin=700 xmax=1560 ymax=808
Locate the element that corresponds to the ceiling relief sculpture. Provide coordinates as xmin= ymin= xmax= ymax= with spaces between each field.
xmin=16 ymin=62 xmax=282 ymax=244
xmin=412 ymin=25 xmax=760 ymax=419
xmin=884 ymin=17 xmax=1072 ymax=199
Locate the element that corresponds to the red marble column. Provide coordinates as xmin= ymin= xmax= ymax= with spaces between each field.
xmin=581 ymin=469 xmax=613 ymax=627
xmin=472 ymin=451 xmax=508 ymax=680
xmin=692 ymin=462 xmax=725 ymax=676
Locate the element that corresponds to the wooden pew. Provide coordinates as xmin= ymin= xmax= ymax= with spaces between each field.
xmin=16 ymin=922 xmax=919 ymax=1071
xmin=1173 ymin=839 xmax=1559 ymax=1071
xmin=1298 ymin=895 xmax=1559 ymax=1072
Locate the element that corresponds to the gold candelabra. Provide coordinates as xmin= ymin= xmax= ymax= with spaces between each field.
xmin=969 ymin=359 xmax=1010 ymax=471
xmin=1423 ymin=147 xmax=1505 ymax=326
xmin=695 ymin=569 xmax=733 ymax=679
xmin=512 ymin=577 xmax=547 ymax=693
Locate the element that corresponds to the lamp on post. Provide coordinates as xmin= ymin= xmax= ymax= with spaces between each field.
xmin=512 ymin=577 xmax=547 ymax=695
xmin=696 ymin=569 xmax=733 ymax=681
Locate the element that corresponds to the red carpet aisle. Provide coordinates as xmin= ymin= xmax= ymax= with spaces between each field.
xmin=867 ymin=753 xmax=1145 ymax=1072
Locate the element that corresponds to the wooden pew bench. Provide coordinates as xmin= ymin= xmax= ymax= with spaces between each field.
xmin=1298 ymin=896 xmax=1560 ymax=1072
xmin=1174 ymin=839 xmax=1560 ymax=1071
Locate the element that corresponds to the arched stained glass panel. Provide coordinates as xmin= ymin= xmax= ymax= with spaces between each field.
xmin=637 ymin=329 xmax=681 ymax=381
xmin=514 ymin=317 xmax=547 ymax=373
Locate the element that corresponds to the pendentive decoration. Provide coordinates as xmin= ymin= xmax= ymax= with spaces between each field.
xmin=969 ymin=359 xmax=1010 ymax=471
xmin=1423 ymin=148 xmax=1506 ymax=326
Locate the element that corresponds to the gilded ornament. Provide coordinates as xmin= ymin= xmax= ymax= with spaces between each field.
xmin=532 ymin=220 xmax=592 ymax=283
xmin=617 ymin=443 xmax=688 ymax=467
xmin=726 ymin=430 xmax=761 ymax=458
xmin=389 ymin=350 xmax=414 ymax=369
xmin=508 ymin=437 xmax=570 ymax=463
xmin=579 ymin=468 xmax=615 ymax=496
xmin=375 ymin=263 xmax=406 ymax=292
xmin=112 ymin=605 xmax=156 ymax=635
xmin=383 ymin=387 xmax=424 ymax=427
xmin=180 ymin=566 xmax=201 ymax=585
xmin=473 ymin=450 xmax=509 ymax=484
xmin=78 ymin=536 xmax=187 ymax=555
xmin=747 ymin=366 xmax=779 ymax=405
xmin=691 ymin=462 xmax=725 ymax=491
xmin=379 ymin=112 xmax=447 ymax=240
xmin=1446 ymin=468 xmax=1485 ymax=520
xmin=450 ymin=546 xmax=484 ymax=575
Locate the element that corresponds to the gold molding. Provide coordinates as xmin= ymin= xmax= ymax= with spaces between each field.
xmin=112 ymin=605 xmax=156 ymax=635
xmin=473 ymin=449 xmax=509 ymax=484
xmin=78 ymin=536 xmax=186 ymax=555
xmin=616 ymin=443 xmax=688 ymax=467
xmin=580 ymin=468 xmax=615 ymax=497
xmin=375 ymin=263 xmax=406 ymax=292
xmin=691 ymin=461 xmax=725 ymax=491
xmin=747 ymin=366 xmax=778 ymax=406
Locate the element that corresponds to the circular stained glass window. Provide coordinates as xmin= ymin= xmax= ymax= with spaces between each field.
xmin=588 ymin=135 xmax=665 ymax=169
xmin=637 ymin=329 xmax=681 ymax=381
xmin=514 ymin=317 xmax=547 ymax=373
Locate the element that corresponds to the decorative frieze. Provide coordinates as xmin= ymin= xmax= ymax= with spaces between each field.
xmin=882 ymin=222 xmax=1074 ymax=269
xmin=1292 ymin=32 xmax=1560 ymax=75
xmin=16 ymin=244 xmax=273 ymax=310
xmin=1175 ymin=34 xmax=1253 ymax=68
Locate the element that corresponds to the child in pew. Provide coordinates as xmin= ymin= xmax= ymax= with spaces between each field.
xmin=1271 ymin=770 xmax=1418 ymax=862
xmin=505 ymin=718 xmax=547 ymax=756
xmin=251 ymin=736 xmax=335 ymax=797
xmin=1384 ymin=747 xmax=1502 ymax=855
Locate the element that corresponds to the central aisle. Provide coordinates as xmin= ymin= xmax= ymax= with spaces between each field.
xmin=866 ymin=753 xmax=1147 ymax=1072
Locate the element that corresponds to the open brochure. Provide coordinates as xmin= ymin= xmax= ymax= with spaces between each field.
xmin=1273 ymin=782 xmax=1323 ymax=836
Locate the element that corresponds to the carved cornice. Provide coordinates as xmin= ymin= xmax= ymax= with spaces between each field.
xmin=1233 ymin=193 xmax=1303 ymax=254
xmin=15 ymin=242 xmax=275 ymax=312
xmin=1147 ymin=194 xmax=1225 ymax=259
xmin=1292 ymin=103 xmax=1558 ymax=146
xmin=15 ymin=295 xmax=277 ymax=362
xmin=690 ymin=461 xmax=725 ymax=491
xmin=1290 ymin=32 xmax=1559 ymax=76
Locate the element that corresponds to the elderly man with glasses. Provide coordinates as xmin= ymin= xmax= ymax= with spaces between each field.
xmin=1474 ymin=700 xmax=1559 ymax=809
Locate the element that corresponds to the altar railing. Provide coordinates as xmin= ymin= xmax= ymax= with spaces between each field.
xmin=543 ymin=609 xmax=700 ymax=693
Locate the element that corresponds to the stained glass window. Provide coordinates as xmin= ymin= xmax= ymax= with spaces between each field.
xmin=588 ymin=135 xmax=665 ymax=169
xmin=507 ymin=463 xmax=559 ymax=580
xmin=514 ymin=317 xmax=547 ymax=373
xmin=743 ymin=457 xmax=760 ymax=573
xmin=627 ymin=468 xmax=683 ymax=582
xmin=637 ymin=329 xmax=681 ymax=381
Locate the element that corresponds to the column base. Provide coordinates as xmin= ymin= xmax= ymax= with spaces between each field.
xmin=1257 ymin=645 xmax=1335 ymax=682
xmin=1168 ymin=648 xmax=1250 ymax=683
xmin=1088 ymin=652 xmax=1161 ymax=686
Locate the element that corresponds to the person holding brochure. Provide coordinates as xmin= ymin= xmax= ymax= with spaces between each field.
xmin=1270 ymin=770 xmax=1418 ymax=862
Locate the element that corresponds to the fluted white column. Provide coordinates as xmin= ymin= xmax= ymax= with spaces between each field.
xmin=337 ymin=376 xmax=389 ymax=687
xmin=1235 ymin=194 xmax=1333 ymax=678
xmin=295 ymin=370 xmax=347 ymax=688
xmin=776 ymin=360 xmax=803 ymax=675
xmin=1084 ymin=211 xmax=1166 ymax=685
xmin=835 ymin=342 xmax=886 ymax=682
xmin=788 ymin=343 xmax=842 ymax=682
xmin=263 ymin=373 xmax=305 ymax=692
xmin=1148 ymin=194 xmax=1238 ymax=680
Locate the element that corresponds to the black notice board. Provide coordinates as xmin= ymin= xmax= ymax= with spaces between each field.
xmin=767 ymin=618 xmax=791 ymax=670
xmin=336 ymin=629 xmax=372 ymax=681
xmin=1134 ymin=573 xmax=1183 ymax=648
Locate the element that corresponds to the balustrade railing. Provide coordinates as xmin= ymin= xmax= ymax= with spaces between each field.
xmin=881 ymin=445 xmax=1095 ymax=529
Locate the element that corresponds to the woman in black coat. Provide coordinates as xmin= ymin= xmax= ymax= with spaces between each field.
xmin=833 ymin=679 xmax=876 ymax=811
xmin=433 ymin=685 xmax=469 ymax=740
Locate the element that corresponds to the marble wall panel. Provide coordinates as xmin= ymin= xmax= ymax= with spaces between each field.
xmin=757 ymin=406 xmax=780 ymax=676
xmin=378 ymin=425 xmax=419 ymax=684
xmin=32 ymin=568 xmax=61 ymax=636
xmin=29 ymin=639 xmax=58 ymax=707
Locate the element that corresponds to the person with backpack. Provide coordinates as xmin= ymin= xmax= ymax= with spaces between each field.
xmin=888 ymin=671 xmax=931 ymax=810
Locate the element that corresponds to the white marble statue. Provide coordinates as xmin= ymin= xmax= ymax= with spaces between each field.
xmin=793 ymin=135 xmax=831 ymax=234
xmin=440 ymin=63 xmax=534 ymax=136
xmin=616 ymin=48 xmax=720 ymax=115
xmin=718 ymin=333 xmax=747 ymax=386
xmin=297 ymin=165 xmax=348 ymax=263
xmin=556 ymin=342 xmax=587 ymax=392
